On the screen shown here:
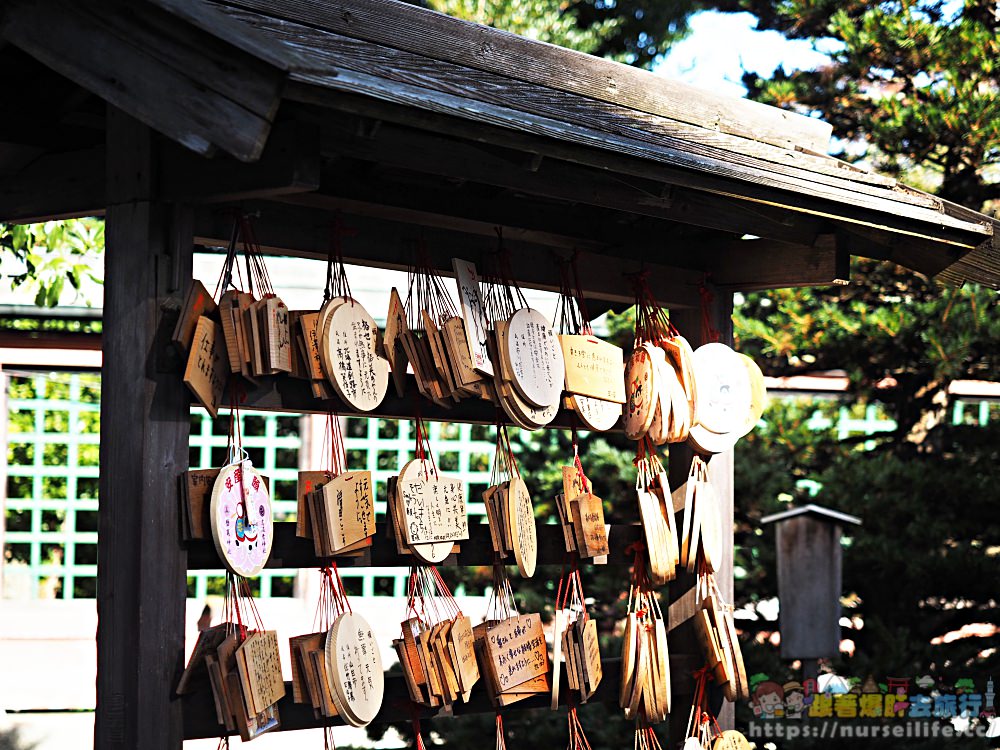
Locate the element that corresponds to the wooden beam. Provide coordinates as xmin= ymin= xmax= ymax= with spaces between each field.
xmin=220 ymin=7 xmax=880 ymax=195
xmin=183 ymin=654 xmax=700 ymax=739
xmin=708 ymin=234 xmax=851 ymax=290
xmin=318 ymin=116 xmax=825 ymax=246
xmin=0 ymin=0 xmax=288 ymax=160
xmin=280 ymin=175 xmax=611 ymax=253
xmin=288 ymin=83 xmax=990 ymax=251
xmin=0 ymin=146 xmax=105 ymax=222
xmin=158 ymin=119 xmax=322 ymax=202
xmin=219 ymin=0 xmax=831 ymax=152
xmin=667 ymin=296 xmax=736 ymax=738
xmin=187 ymin=521 xmax=641 ymax=569
xmin=192 ymin=200 xmax=706 ymax=308
xmin=95 ymin=110 xmax=191 ymax=750
xmin=0 ymin=121 xmax=322 ymax=222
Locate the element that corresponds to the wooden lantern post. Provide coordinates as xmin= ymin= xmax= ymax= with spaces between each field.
xmin=761 ymin=504 xmax=861 ymax=682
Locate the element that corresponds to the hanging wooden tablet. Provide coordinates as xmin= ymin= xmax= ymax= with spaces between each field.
xmin=452 ymin=258 xmax=494 ymax=377
xmin=322 ymin=470 xmax=375 ymax=552
xmin=236 ymin=630 xmax=285 ymax=716
xmin=635 ymin=441 xmax=676 ymax=585
xmin=397 ymin=567 xmax=476 ymax=708
xmin=210 ymin=458 xmax=273 ymax=578
xmin=298 ymin=312 xmax=326 ymax=381
xmin=476 ymin=565 xmax=549 ymax=709
xmin=188 ymin=575 xmax=284 ymax=742
xmin=571 ymin=493 xmax=609 ymax=558
xmin=218 ymin=290 xmax=244 ymax=375
xmin=384 ymin=287 xmax=409 ymax=397
xmin=181 ymin=468 xmax=212 ymax=541
xmin=260 ymin=294 xmax=291 ymax=373
xmin=421 ymin=310 xmax=460 ymax=401
xmin=172 ymin=279 xmax=217 ymax=354
xmin=508 ymin=477 xmax=537 ymax=578
xmin=552 ymin=565 xmax=602 ymax=709
xmin=441 ymin=316 xmax=484 ymax=389
xmin=549 ymin=261 xmax=625 ymax=431
xmin=183 ymin=316 xmax=228 ymax=419
xmin=620 ymin=544 xmax=670 ymax=724
xmin=228 ymin=292 xmax=253 ymax=381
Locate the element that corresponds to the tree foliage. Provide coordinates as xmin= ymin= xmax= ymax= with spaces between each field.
xmin=420 ymin=0 xmax=702 ymax=66
xmin=0 ymin=219 xmax=104 ymax=307
xmin=722 ymin=0 xmax=1000 ymax=210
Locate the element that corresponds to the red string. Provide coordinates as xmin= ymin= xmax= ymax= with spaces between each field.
xmin=698 ymin=275 xmax=721 ymax=344
xmin=410 ymin=707 xmax=428 ymax=750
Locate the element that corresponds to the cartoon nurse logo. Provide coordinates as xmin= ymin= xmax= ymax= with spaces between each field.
xmin=752 ymin=680 xmax=785 ymax=719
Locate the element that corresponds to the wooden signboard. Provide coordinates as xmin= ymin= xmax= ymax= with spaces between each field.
xmin=260 ymin=295 xmax=291 ymax=373
xmin=298 ymin=312 xmax=326 ymax=380
xmin=452 ymin=258 xmax=494 ymax=376
xmin=484 ymin=614 xmax=549 ymax=692
xmin=183 ymin=316 xmax=228 ymax=419
xmin=235 ymin=630 xmax=285 ymax=715
xmin=321 ymin=471 xmax=375 ymax=552
xmin=571 ymin=493 xmax=610 ymax=558
xmin=559 ymin=334 xmax=625 ymax=403
xmin=449 ymin=615 xmax=480 ymax=694
xmin=441 ymin=316 xmax=483 ymax=388
xmin=295 ymin=470 xmax=328 ymax=538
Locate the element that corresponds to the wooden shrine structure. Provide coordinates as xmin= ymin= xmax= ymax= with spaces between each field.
xmin=2 ymin=1 xmax=999 ymax=748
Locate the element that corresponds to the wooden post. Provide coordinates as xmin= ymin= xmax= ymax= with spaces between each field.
xmin=95 ymin=108 xmax=192 ymax=750
xmin=668 ymin=288 xmax=736 ymax=743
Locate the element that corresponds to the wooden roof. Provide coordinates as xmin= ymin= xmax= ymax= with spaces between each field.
xmin=2 ymin=0 xmax=998 ymax=290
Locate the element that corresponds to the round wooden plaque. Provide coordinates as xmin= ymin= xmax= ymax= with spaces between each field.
xmin=571 ymin=394 xmax=621 ymax=432
xmin=497 ymin=389 xmax=539 ymax=431
xmin=665 ymin=363 xmax=691 ymax=442
xmin=691 ymin=343 xmax=751 ymax=435
xmin=397 ymin=459 xmax=453 ymax=564
xmin=624 ymin=345 xmax=657 ymax=440
xmin=500 ymin=379 xmax=558 ymax=430
xmin=210 ymin=460 xmax=273 ymax=577
xmin=675 ymin=335 xmax=698 ymax=421
xmin=687 ymin=423 xmax=739 ymax=456
xmin=320 ymin=299 xmax=390 ymax=412
xmin=325 ymin=611 xmax=385 ymax=726
xmin=736 ymin=353 xmax=767 ymax=438
xmin=317 ymin=296 xmax=348 ymax=382
xmin=713 ymin=731 xmax=751 ymax=750
xmin=649 ymin=350 xmax=677 ymax=445
xmin=507 ymin=476 xmax=537 ymax=578
xmin=503 ymin=308 xmax=564 ymax=409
